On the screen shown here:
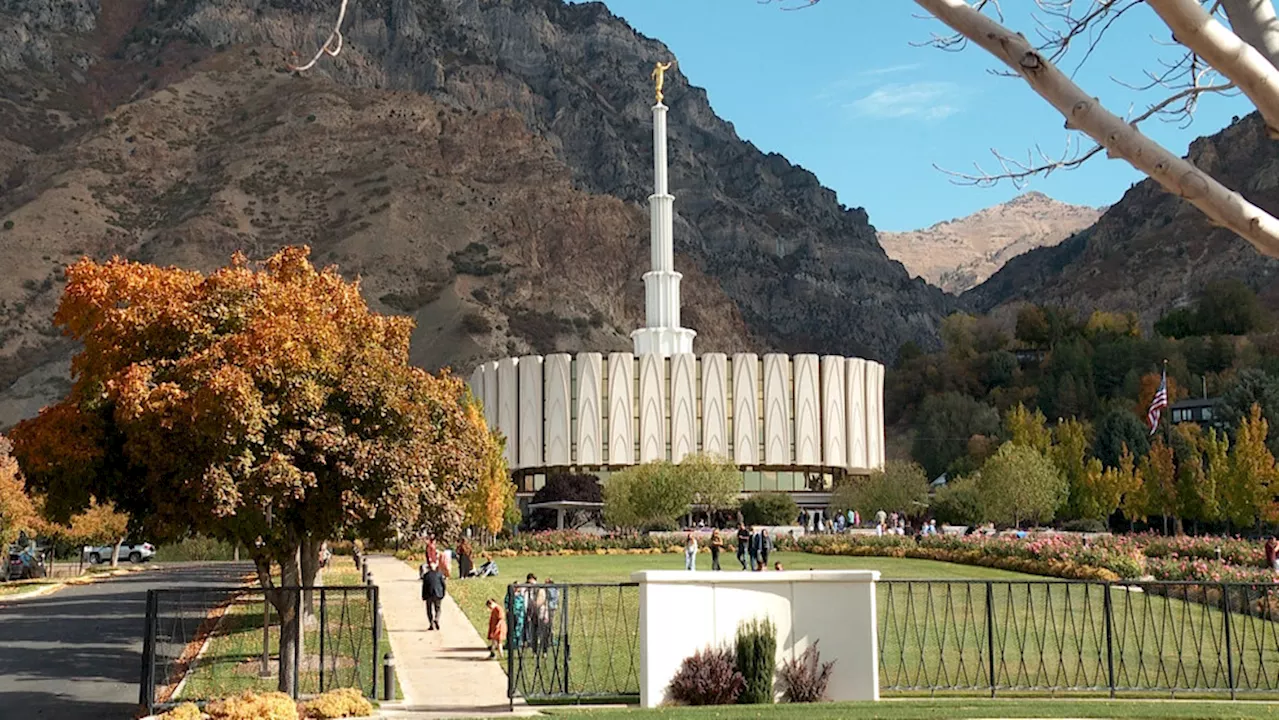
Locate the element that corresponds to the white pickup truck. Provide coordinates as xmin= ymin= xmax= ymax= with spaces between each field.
xmin=84 ymin=542 xmax=155 ymax=564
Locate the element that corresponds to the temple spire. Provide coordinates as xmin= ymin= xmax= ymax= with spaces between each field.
xmin=632 ymin=62 xmax=696 ymax=357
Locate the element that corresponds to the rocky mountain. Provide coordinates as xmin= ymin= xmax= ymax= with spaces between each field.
xmin=879 ymin=192 xmax=1104 ymax=294
xmin=0 ymin=0 xmax=950 ymax=428
xmin=965 ymin=113 xmax=1278 ymax=326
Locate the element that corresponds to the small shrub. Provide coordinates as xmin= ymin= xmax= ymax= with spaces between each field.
xmin=300 ymin=687 xmax=373 ymax=718
xmin=461 ymin=311 xmax=491 ymax=334
xmin=779 ymin=641 xmax=835 ymax=703
xmin=158 ymin=703 xmax=203 ymax=720
xmin=2 ymin=220 xmax=12 ymax=230
xmin=668 ymin=646 xmax=745 ymax=706
xmin=740 ymin=492 xmax=798 ymax=527
xmin=205 ymin=691 xmax=298 ymax=720
xmin=1062 ymin=518 xmax=1107 ymax=533
xmin=735 ymin=617 xmax=777 ymax=704
xmin=306 ymin=114 xmax=317 ymax=122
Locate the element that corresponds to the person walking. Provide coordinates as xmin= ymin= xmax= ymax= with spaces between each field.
xmin=486 ymin=598 xmax=506 ymax=659
xmin=710 ymin=529 xmax=724 ymax=571
xmin=525 ymin=573 xmax=549 ymax=654
xmin=420 ymin=561 xmax=447 ymax=631
xmin=758 ymin=529 xmax=772 ymax=571
xmin=510 ymin=587 xmax=527 ymax=651
xmin=458 ymin=537 xmax=474 ymax=578
xmin=736 ymin=522 xmax=751 ymax=570
xmin=684 ymin=533 xmax=698 ymax=571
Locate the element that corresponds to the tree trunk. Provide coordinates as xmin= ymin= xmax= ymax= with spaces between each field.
xmin=255 ymin=548 xmax=302 ymax=697
xmin=1221 ymin=0 xmax=1280 ymax=69
xmin=300 ymin=534 xmax=322 ymax=620
xmin=913 ymin=0 xmax=1280 ymax=257
xmin=110 ymin=537 xmax=123 ymax=569
xmin=1147 ymin=0 xmax=1280 ymax=135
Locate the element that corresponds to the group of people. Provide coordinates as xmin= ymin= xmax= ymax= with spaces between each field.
xmin=680 ymin=524 xmax=778 ymax=572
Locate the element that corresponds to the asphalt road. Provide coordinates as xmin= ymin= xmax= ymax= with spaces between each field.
xmin=0 ymin=563 xmax=251 ymax=720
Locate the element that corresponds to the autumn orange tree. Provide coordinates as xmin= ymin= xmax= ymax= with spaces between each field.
xmin=0 ymin=436 xmax=46 ymax=545
xmin=10 ymin=247 xmax=497 ymax=694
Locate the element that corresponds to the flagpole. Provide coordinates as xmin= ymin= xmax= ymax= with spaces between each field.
xmin=1162 ymin=358 xmax=1172 ymax=537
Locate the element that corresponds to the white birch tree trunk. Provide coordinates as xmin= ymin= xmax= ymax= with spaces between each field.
xmin=1220 ymin=0 xmax=1280 ymax=69
xmin=1146 ymin=0 xmax=1280 ymax=136
xmin=913 ymin=0 xmax=1280 ymax=258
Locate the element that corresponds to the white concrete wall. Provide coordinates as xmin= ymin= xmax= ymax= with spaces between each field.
xmin=576 ymin=352 xmax=603 ymax=465
xmin=472 ymin=352 xmax=884 ymax=474
xmin=732 ymin=353 xmax=760 ymax=465
xmin=638 ymin=353 xmax=666 ymax=463
xmin=700 ymin=353 xmax=728 ymax=459
xmin=763 ymin=353 xmax=792 ymax=465
xmin=633 ymin=570 xmax=881 ymax=708
xmin=670 ymin=353 xmax=697 ymax=463
xmin=544 ymin=354 xmax=571 ymax=466
xmin=793 ymin=354 xmax=820 ymax=465
xmin=608 ymin=352 xmax=634 ymax=465
xmin=518 ymin=355 xmax=544 ymax=469
xmin=496 ymin=357 xmax=519 ymax=468
xmin=821 ymin=355 xmax=846 ymax=468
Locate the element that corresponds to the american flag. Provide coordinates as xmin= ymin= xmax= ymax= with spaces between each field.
xmin=1147 ymin=368 xmax=1168 ymax=435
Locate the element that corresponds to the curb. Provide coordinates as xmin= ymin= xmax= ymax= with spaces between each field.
xmin=0 ymin=562 xmax=159 ymax=603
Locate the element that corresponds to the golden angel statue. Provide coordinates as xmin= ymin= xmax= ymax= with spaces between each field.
xmin=651 ymin=60 xmax=675 ymax=103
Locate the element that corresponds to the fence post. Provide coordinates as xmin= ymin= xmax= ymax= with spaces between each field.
xmin=506 ymin=584 xmax=515 ymax=710
xmin=139 ymin=589 xmax=158 ymax=713
xmin=371 ymin=585 xmax=381 ymax=700
xmin=561 ymin=586 xmax=570 ymax=696
xmin=293 ymin=588 xmax=301 ymax=699
xmin=1102 ymin=582 xmax=1116 ymax=698
xmin=1221 ymin=583 xmax=1235 ymax=700
xmin=985 ymin=582 xmax=997 ymax=697
xmin=319 ymin=588 xmax=327 ymax=692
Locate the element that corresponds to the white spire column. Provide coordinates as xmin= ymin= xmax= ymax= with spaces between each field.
xmin=632 ymin=101 xmax=696 ymax=357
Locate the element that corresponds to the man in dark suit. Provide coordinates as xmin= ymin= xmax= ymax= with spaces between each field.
xmin=421 ymin=562 xmax=447 ymax=630
xmin=736 ymin=522 xmax=752 ymax=570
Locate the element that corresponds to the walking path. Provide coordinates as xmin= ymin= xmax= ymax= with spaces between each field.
xmin=364 ymin=555 xmax=535 ymax=718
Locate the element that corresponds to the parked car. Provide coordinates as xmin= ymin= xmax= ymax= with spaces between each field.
xmin=5 ymin=542 xmax=48 ymax=581
xmin=84 ymin=542 xmax=155 ymax=564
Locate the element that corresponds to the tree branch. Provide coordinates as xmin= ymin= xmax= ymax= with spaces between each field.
xmin=1146 ymin=0 xmax=1280 ymax=135
xmin=914 ymin=0 xmax=1279 ymax=258
xmin=1219 ymin=0 xmax=1280 ymax=69
xmin=287 ymin=0 xmax=350 ymax=72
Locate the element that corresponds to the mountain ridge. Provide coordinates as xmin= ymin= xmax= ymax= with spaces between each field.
xmin=0 ymin=0 xmax=950 ymax=427
xmin=879 ymin=191 xmax=1105 ymax=294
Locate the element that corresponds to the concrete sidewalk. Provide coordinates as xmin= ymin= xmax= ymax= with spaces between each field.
xmin=364 ymin=555 xmax=535 ymax=717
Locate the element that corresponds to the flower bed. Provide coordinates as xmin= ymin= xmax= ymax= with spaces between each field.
xmin=417 ymin=530 xmax=1279 ymax=586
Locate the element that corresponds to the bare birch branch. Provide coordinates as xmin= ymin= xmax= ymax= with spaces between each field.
xmin=1146 ymin=0 xmax=1280 ymax=135
xmin=1219 ymin=0 xmax=1280 ymax=68
xmin=913 ymin=0 xmax=1279 ymax=258
xmin=287 ymin=0 xmax=350 ymax=72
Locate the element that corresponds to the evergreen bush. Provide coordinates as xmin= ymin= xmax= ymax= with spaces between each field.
xmin=735 ymin=617 xmax=777 ymax=704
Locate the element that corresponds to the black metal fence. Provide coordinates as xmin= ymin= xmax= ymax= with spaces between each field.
xmin=505 ymin=582 xmax=640 ymax=702
xmin=140 ymin=585 xmax=381 ymax=714
xmin=879 ymin=580 xmax=1279 ymax=697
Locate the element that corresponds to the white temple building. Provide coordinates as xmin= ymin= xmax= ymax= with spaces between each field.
xmin=468 ymin=92 xmax=885 ymax=515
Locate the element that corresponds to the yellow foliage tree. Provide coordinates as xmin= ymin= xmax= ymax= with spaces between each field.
xmin=1221 ymin=404 xmax=1279 ymax=529
xmin=461 ymin=421 xmax=517 ymax=535
xmin=1004 ymin=404 xmax=1052 ymax=455
xmin=0 ymin=436 xmax=46 ymax=545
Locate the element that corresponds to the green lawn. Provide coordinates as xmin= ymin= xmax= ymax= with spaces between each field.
xmin=174 ymin=559 xmax=392 ymax=701
xmin=428 ymin=552 xmax=1278 ymax=701
xmin=528 ymin=698 xmax=1279 ymax=720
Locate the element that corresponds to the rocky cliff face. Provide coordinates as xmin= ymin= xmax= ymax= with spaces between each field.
xmin=964 ymin=113 xmax=1278 ymax=325
xmin=879 ymin=191 xmax=1104 ymax=294
xmin=0 ymin=0 xmax=951 ymax=427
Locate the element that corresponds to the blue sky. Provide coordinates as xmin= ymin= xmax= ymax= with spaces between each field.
xmin=579 ymin=0 xmax=1260 ymax=232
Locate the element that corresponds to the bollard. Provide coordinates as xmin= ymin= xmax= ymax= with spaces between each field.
xmin=382 ymin=652 xmax=395 ymax=701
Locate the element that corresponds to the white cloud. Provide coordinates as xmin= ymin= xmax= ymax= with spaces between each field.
xmin=858 ymin=63 xmax=923 ymax=77
xmin=847 ymin=81 xmax=962 ymax=120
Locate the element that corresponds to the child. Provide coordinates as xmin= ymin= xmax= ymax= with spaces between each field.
xmin=486 ymin=598 xmax=506 ymax=659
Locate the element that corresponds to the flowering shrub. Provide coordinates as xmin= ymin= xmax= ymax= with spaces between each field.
xmin=300 ymin=688 xmax=374 ymax=719
xmin=668 ymin=647 xmax=745 ymax=705
xmin=205 ymin=691 xmax=299 ymax=720
xmin=395 ymin=529 xmax=1275 ymax=587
